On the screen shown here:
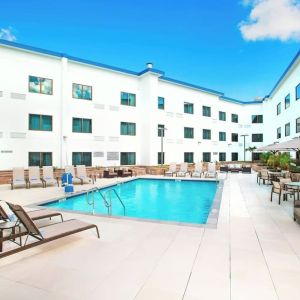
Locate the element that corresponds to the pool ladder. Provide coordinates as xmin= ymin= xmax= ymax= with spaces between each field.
xmin=86 ymin=187 xmax=126 ymax=216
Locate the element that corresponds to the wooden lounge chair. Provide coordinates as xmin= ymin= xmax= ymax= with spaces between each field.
xmin=164 ymin=163 xmax=176 ymax=177
xmin=10 ymin=167 xmax=27 ymax=190
xmin=176 ymin=163 xmax=189 ymax=177
xmin=42 ymin=166 xmax=59 ymax=187
xmin=28 ymin=166 xmax=44 ymax=188
xmin=0 ymin=203 xmax=99 ymax=258
xmin=76 ymin=165 xmax=94 ymax=184
xmin=205 ymin=163 xmax=217 ymax=178
xmin=65 ymin=165 xmax=82 ymax=185
xmin=191 ymin=162 xmax=203 ymax=178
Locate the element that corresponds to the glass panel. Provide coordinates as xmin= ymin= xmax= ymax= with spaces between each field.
xmin=41 ymin=78 xmax=53 ymax=95
xmin=72 ymin=152 xmax=82 ymax=165
xmin=29 ymin=152 xmax=41 ymax=166
xmin=121 ymin=92 xmax=128 ymax=105
xmin=285 ymin=123 xmax=290 ymax=136
xmin=184 ymin=127 xmax=193 ymax=138
xmin=203 ymin=106 xmax=211 ymax=117
xmin=296 ymin=118 xmax=300 ymax=133
xmin=82 ymin=85 xmax=92 ymax=100
xmin=72 ymin=118 xmax=82 ymax=132
xmin=203 ymin=152 xmax=211 ymax=162
xmin=203 ymin=129 xmax=211 ymax=140
xmin=82 ymin=119 xmax=92 ymax=133
xmin=219 ymin=111 xmax=226 ymax=121
xmin=158 ymin=125 xmax=165 ymax=137
xmin=29 ymin=114 xmax=41 ymax=130
xmin=296 ymin=84 xmax=300 ymax=100
xmin=232 ymin=153 xmax=238 ymax=161
xmin=219 ymin=152 xmax=226 ymax=161
xmin=41 ymin=115 xmax=52 ymax=131
xmin=158 ymin=152 xmax=165 ymax=164
xmin=219 ymin=132 xmax=226 ymax=141
xmin=42 ymin=152 xmax=52 ymax=166
xmin=121 ymin=122 xmax=127 ymax=135
xmin=158 ymin=97 xmax=165 ymax=109
xmin=232 ymin=114 xmax=238 ymax=123
xmin=129 ymin=94 xmax=136 ymax=106
xmin=82 ymin=152 xmax=92 ymax=166
xmin=184 ymin=152 xmax=193 ymax=163
xmin=277 ymin=127 xmax=281 ymax=139
xmin=73 ymin=84 xmax=82 ymax=99
xmin=232 ymin=133 xmax=238 ymax=142
xmin=285 ymin=94 xmax=290 ymax=109
xmin=277 ymin=103 xmax=281 ymax=115
xmin=29 ymin=76 xmax=40 ymax=93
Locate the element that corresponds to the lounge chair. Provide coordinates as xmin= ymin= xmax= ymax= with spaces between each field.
xmin=220 ymin=165 xmax=229 ymax=173
xmin=164 ymin=163 xmax=176 ymax=177
xmin=270 ymin=181 xmax=295 ymax=205
xmin=65 ymin=165 xmax=82 ymax=185
xmin=117 ymin=167 xmax=133 ymax=177
xmin=76 ymin=165 xmax=94 ymax=184
xmin=242 ymin=165 xmax=251 ymax=173
xmin=28 ymin=166 xmax=44 ymax=188
xmin=228 ymin=164 xmax=242 ymax=173
xmin=176 ymin=163 xmax=189 ymax=177
xmin=10 ymin=167 xmax=27 ymax=190
xmin=191 ymin=162 xmax=203 ymax=178
xmin=103 ymin=168 xmax=118 ymax=178
xmin=42 ymin=166 xmax=59 ymax=187
xmin=205 ymin=163 xmax=217 ymax=178
xmin=0 ymin=202 xmax=99 ymax=258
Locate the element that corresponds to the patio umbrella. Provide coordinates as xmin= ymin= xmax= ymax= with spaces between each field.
xmin=255 ymin=143 xmax=280 ymax=152
xmin=270 ymin=137 xmax=300 ymax=151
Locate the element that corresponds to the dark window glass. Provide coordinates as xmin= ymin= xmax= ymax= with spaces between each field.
xmin=231 ymin=153 xmax=238 ymax=161
xmin=252 ymin=115 xmax=263 ymax=123
xmin=231 ymin=114 xmax=238 ymax=123
xmin=296 ymin=84 xmax=300 ymax=100
xmin=219 ymin=132 xmax=226 ymax=141
xmin=184 ymin=152 xmax=194 ymax=163
xmin=158 ymin=124 xmax=165 ymax=137
xmin=184 ymin=102 xmax=194 ymax=114
xmin=219 ymin=111 xmax=226 ymax=121
xmin=203 ymin=129 xmax=211 ymax=140
xmin=296 ymin=118 xmax=300 ymax=133
xmin=72 ymin=83 xmax=92 ymax=100
xmin=203 ymin=152 xmax=211 ymax=162
xmin=158 ymin=97 xmax=165 ymax=109
xmin=121 ymin=92 xmax=136 ymax=106
xmin=29 ymin=75 xmax=53 ymax=95
xmin=158 ymin=152 xmax=165 ymax=164
xmin=252 ymin=134 xmax=263 ymax=142
xmin=231 ymin=133 xmax=238 ymax=142
xmin=285 ymin=94 xmax=290 ymax=109
xmin=277 ymin=102 xmax=281 ymax=115
xmin=29 ymin=114 xmax=52 ymax=131
xmin=72 ymin=152 xmax=92 ymax=166
xmin=72 ymin=118 xmax=92 ymax=133
xmin=29 ymin=152 xmax=52 ymax=167
xmin=184 ymin=127 xmax=194 ymax=139
xmin=120 ymin=152 xmax=136 ymax=165
xmin=120 ymin=122 xmax=136 ymax=135
xmin=277 ymin=127 xmax=281 ymax=139
xmin=285 ymin=122 xmax=290 ymax=136
xmin=219 ymin=152 xmax=226 ymax=161
xmin=202 ymin=106 xmax=211 ymax=117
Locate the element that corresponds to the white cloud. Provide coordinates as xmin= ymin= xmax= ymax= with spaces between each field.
xmin=0 ymin=27 xmax=16 ymax=42
xmin=239 ymin=0 xmax=300 ymax=41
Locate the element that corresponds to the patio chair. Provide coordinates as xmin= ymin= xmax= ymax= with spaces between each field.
xmin=10 ymin=167 xmax=27 ymax=190
xmin=270 ymin=181 xmax=295 ymax=205
xmin=103 ymin=168 xmax=118 ymax=178
xmin=242 ymin=165 xmax=251 ymax=173
xmin=28 ymin=166 xmax=44 ymax=188
xmin=205 ymin=163 xmax=217 ymax=179
xmin=258 ymin=169 xmax=270 ymax=185
xmin=294 ymin=197 xmax=300 ymax=223
xmin=0 ymin=202 xmax=99 ymax=258
xmin=76 ymin=165 xmax=94 ymax=184
xmin=176 ymin=163 xmax=189 ymax=177
xmin=191 ymin=162 xmax=203 ymax=178
xmin=42 ymin=166 xmax=59 ymax=187
xmin=164 ymin=163 xmax=177 ymax=177
xmin=65 ymin=165 xmax=82 ymax=185
xmin=117 ymin=167 xmax=133 ymax=177
xmin=220 ymin=165 xmax=229 ymax=173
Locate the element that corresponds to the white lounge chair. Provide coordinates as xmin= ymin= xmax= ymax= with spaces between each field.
xmin=205 ymin=163 xmax=217 ymax=178
xmin=192 ymin=162 xmax=203 ymax=178
xmin=42 ymin=166 xmax=59 ymax=187
xmin=11 ymin=167 xmax=27 ymax=190
xmin=28 ymin=166 xmax=44 ymax=188
xmin=176 ymin=163 xmax=189 ymax=177
xmin=164 ymin=163 xmax=177 ymax=177
xmin=65 ymin=165 xmax=82 ymax=185
xmin=76 ymin=165 xmax=93 ymax=184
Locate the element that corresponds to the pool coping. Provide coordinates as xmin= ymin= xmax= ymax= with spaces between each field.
xmin=30 ymin=176 xmax=224 ymax=229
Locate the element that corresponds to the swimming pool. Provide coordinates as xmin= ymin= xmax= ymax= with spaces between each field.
xmin=43 ymin=179 xmax=219 ymax=225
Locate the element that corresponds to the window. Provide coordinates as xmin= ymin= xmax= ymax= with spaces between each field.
xmin=277 ymin=102 xmax=281 ymax=115
xmin=219 ymin=152 xmax=226 ymax=161
xmin=231 ymin=153 xmax=238 ymax=161
xmin=184 ymin=152 xmax=194 ymax=163
xmin=158 ymin=97 xmax=165 ymax=109
xmin=296 ymin=118 xmax=300 ymax=133
xmin=203 ymin=129 xmax=211 ymax=140
xmin=121 ymin=92 xmax=136 ymax=106
xmin=219 ymin=132 xmax=226 ymax=141
xmin=184 ymin=127 xmax=194 ymax=139
xmin=277 ymin=127 xmax=281 ymax=139
xmin=184 ymin=102 xmax=194 ymax=114
xmin=231 ymin=133 xmax=238 ymax=142
xmin=29 ymin=114 xmax=52 ymax=131
xmin=231 ymin=114 xmax=238 ymax=123
xmin=72 ymin=118 xmax=92 ymax=133
xmin=120 ymin=152 xmax=136 ymax=165
xmin=202 ymin=106 xmax=211 ymax=117
xmin=29 ymin=152 xmax=52 ymax=167
xmin=219 ymin=111 xmax=226 ymax=121
xmin=158 ymin=152 xmax=165 ymax=164
xmin=158 ymin=124 xmax=165 ymax=137
xmin=72 ymin=152 xmax=92 ymax=166
xmin=285 ymin=94 xmax=290 ymax=109
xmin=285 ymin=122 xmax=290 ymax=136
xmin=203 ymin=152 xmax=211 ymax=162
xmin=29 ymin=75 xmax=53 ymax=95
xmin=72 ymin=83 xmax=92 ymax=100
xmin=296 ymin=83 xmax=300 ymax=100
xmin=252 ymin=134 xmax=263 ymax=142
xmin=120 ymin=122 xmax=136 ymax=136
xmin=252 ymin=115 xmax=263 ymax=123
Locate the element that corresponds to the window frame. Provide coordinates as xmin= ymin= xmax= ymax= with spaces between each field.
xmin=231 ymin=152 xmax=238 ymax=161
xmin=219 ymin=111 xmax=226 ymax=121
xmin=219 ymin=152 xmax=226 ymax=162
xmin=29 ymin=114 xmax=53 ymax=131
xmin=277 ymin=127 xmax=281 ymax=139
xmin=252 ymin=133 xmax=263 ymax=142
xmin=277 ymin=102 xmax=281 ymax=115
xmin=203 ymin=129 xmax=211 ymax=140
xmin=72 ymin=152 xmax=92 ymax=166
xmin=121 ymin=92 xmax=136 ymax=107
xmin=251 ymin=115 xmax=263 ymax=123
xmin=28 ymin=75 xmax=53 ymax=95
xmin=158 ymin=124 xmax=165 ymax=137
xmin=72 ymin=83 xmax=93 ymax=100
xmin=231 ymin=133 xmax=238 ymax=142
xmin=184 ymin=127 xmax=194 ymax=139
xmin=202 ymin=106 xmax=211 ymax=117
xmin=28 ymin=152 xmax=52 ymax=167
xmin=203 ymin=152 xmax=211 ymax=163
xmin=231 ymin=114 xmax=238 ymax=123
xmin=120 ymin=152 xmax=136 ymax=165
xmin=184 ymin=152 xmax=194 ymax=163
xmin=158 ymin=97 xmax=165 ymax=110
xmin=296 ymin=83 xmax=300 ymax=100
xmin=72 ymin=118 xmax=92 ymax=133
xmin=285 ymin=122 xmax=290 ymax=137
xmin=285 ymin=94 xmax=290 ymax=109
xmin=219 ymin=131 xmax=226 ymax=141
xmin=296 ymin=118 xmax=300 ymax=133
xmin=157 ymin=152 xmax=165 ymax=164
xmin=120 ymin=122 xmax=136 ymax=136
xmin=184 ymin=102 xmax=194 ymax=114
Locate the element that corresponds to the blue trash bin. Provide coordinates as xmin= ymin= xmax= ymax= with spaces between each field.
xmin=61 ymin=172 xmax=74 ymax=193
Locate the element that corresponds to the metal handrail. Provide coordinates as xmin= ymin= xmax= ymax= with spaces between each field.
xmin=86 ymin=189 xmax=96 ymax=214
xmin=103 ymin=188 xmax=126 ymax=216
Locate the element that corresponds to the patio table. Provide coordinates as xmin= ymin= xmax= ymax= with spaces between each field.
xmin=0 ymin=221 xmax=21 ymax=252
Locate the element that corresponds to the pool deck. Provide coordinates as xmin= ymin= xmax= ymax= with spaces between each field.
xmin=0 ymin=173 xmax=300 ymax=299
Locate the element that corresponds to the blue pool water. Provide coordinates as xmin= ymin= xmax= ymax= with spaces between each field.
xmin=43 ymin=179 xmax=218 ymax=224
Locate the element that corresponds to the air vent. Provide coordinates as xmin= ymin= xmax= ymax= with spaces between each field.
xmin=94 ymin=136 xmax=105 ymax=141
xmin=166 ymin=112 xmax=174 ymax=117
xmin=244 ymin=125 xmax=251 ymax=128
xmin=11 ymin=93 xmax=26 ymax=100
xmin=107 ymin=152 xmax=119 ymax=160
xmin=93 ymin=152 xmax=104 ymax=157
xmin=176 ymin=113 xmax=183 ymax=118
xmin=109 ymin=136 xmax=119 ymax=142
xmin=94 ymin=103 xmax=105 ymax=110
xmin=238 ymin=143 xmax=243 ymax=147
xmin=0 ymin=91 xmax=3 ymax=97
xmin=10 ymin=132 xmax=26 ymax=139
xmin=109 ymin=105 xmax=119 ymax=111
xmin=0 ymin=132 xmax=3 ymax=138
xmin=166 ymin=139 xmax=174 ymax=143
xmin=1 ymin=150 xmax=13 ymax=154
xmin=176 ymin=139 xmax=183 ymax=144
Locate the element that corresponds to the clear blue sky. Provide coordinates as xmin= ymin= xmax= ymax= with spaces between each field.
xmin=1 ymin=0 xmax=299 ymax=101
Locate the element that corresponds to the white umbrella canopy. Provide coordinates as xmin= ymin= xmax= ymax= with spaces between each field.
xmin=256 ymin=144 xmax=280 ymax=152
xmin=256 ymin=138 xmax=300 ymax=152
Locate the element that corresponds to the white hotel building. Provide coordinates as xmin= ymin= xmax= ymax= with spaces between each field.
xmin=0 ymin=40 xmax=299 ymax=170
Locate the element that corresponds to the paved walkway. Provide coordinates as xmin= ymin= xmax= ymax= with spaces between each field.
xmin=0 ymin=173 xmax=300 ymax=299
